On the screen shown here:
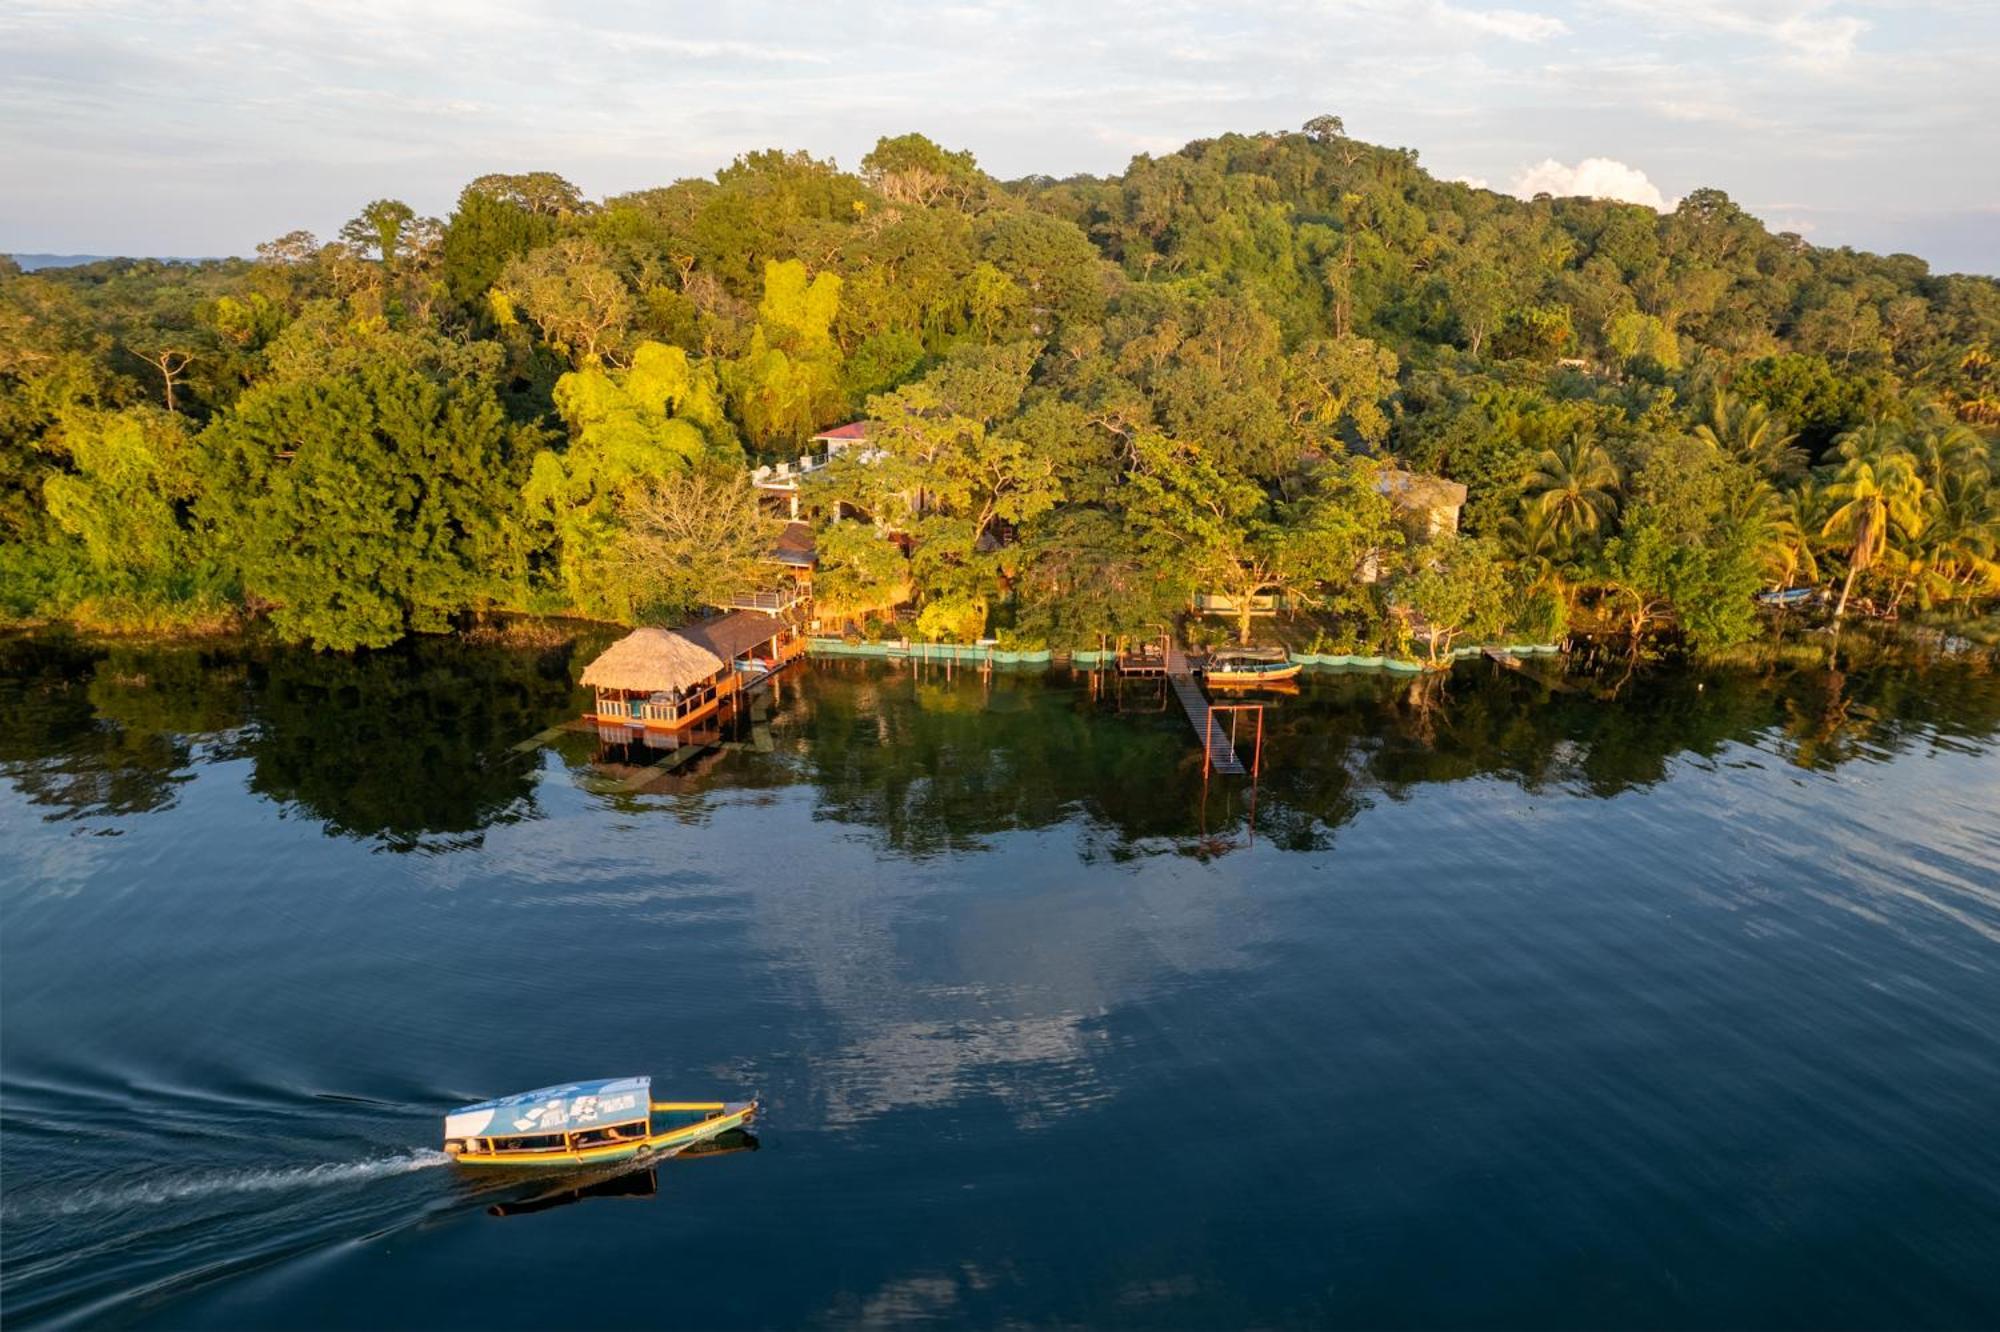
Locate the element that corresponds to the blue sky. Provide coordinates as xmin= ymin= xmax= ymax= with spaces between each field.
xmin=3 ymin=0 xmax=1995 ymax=273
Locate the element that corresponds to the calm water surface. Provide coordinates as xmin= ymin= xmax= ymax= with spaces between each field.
xmin=3 ymin=636 xmax=1998 ymax=1329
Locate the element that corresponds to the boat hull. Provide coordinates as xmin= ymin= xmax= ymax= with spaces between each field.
xmin=1206 ymin=664 xmax=1301 ymax=685
xmin=451 ymin=1101 xmax=757 ymax=1169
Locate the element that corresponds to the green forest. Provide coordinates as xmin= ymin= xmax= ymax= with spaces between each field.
xmin=4 ymin=120 xmax=1997 ymax=657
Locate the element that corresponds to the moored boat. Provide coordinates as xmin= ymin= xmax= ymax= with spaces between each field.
xmin=1203 ymin=649 xmax=1302 ymax=686
xmin=443 ymin=1077 xmax=757 ymax=1168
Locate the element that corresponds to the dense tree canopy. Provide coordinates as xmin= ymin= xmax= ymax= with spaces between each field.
xmin=3 ymin=124 xmax=1995 ymax=654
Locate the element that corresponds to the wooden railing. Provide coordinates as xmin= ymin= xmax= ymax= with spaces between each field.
xmin=724 ymin=588 xmax=805 ymax=613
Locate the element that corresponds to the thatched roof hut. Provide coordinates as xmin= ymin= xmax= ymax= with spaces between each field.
xmin=580 ymin=628 xmax=726 ymax=695
xmin=580 ymin=613 xmax=788 ymax=697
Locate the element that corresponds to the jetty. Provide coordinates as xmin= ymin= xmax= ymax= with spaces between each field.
xmin=1166 ymin=643 xmax=1246 ymax=776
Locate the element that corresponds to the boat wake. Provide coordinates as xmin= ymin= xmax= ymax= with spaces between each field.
xmin=6 ymin=1151 xmax=453 ymax=1219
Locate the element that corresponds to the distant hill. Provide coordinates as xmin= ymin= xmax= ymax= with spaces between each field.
xmin=8 ymin=253 xmax=221 ymax=271
xmin=9 ymin=254 xmax=116 ymax=271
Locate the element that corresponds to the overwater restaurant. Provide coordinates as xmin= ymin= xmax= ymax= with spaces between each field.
xmin=580 ymin=611 xmax=801 ymax=730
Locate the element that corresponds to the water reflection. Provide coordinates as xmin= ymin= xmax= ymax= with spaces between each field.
xmin=4 ymin=633 xmax=1998 ymax=1329
xmin=487 ymin=1165 xmax=661 ymax=1217
xmin=481 ymin=1137 xmax=768 ymax=1220
xmin=1 ymin=636 xmax=582 ymax=849
xmin=2 ymin=632 xmax=1997 ymax=858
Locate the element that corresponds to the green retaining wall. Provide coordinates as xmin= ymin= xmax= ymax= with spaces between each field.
xmin=807 ymin=639 xmax=1563 ymax=672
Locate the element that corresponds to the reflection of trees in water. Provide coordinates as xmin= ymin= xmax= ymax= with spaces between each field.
xmin=0 ymin=639 xmax=245 ymax=821
xmin=0 ymin=635 xmax=583 ymax=848
xmin=4 ymin=635 xmax=1995 ymax=852
xmin=241 ymin=642 xmax=581 ymax=850
xmin=1282 ymin=654 xmax=1994 ymax=808
xmin=784 ymin=654 xmax=2000 ymax=858
xmin=781 ymin=661 xmax=1199 ymax=857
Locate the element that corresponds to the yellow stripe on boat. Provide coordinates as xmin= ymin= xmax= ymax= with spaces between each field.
xmin=445 ymin=1085 xmax=757 ymax=1168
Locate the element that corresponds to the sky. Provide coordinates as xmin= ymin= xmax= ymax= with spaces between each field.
xmin=2 ymin=0 xmax=1996 ymax=274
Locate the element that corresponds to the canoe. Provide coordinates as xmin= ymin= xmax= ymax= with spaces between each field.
xmin=443 ymin=1076 xmax=758 ymax=1169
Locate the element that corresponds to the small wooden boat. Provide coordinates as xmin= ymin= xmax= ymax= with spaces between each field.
xmin=443 ymin=1077 xmax=757 ymax=1169
xmin=1203 ymin=649 xmax=1302 ymax=686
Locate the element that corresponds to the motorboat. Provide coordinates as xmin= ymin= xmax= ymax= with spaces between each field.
xmin=443 ymin=1077 xmax=756 ymax=1168
xmin=1203 ymin=648 xmax=1302 ymax=686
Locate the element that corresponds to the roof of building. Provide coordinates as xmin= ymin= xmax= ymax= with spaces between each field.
xmin=1376 ymin=468 xmax=1468 ymax=510
xmin=676 ymin=610 xmax=786 ymax=662
xmin=581 ymin=612 xmax=788 ymax=694
xmin=813 ymin=421 xmax=872 ymax=442
xmin=771 ymin=521 xmax=816 ymax=567
xmin=580 ymin=628 xmax=725 ymax=694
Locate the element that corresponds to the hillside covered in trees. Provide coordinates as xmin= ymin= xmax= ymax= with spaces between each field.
xmin=4 ymin=121 xmax=1997 ymax=656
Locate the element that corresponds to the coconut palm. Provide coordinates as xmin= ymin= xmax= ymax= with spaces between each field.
xmin=1921 ymin=470 xmax=2000 ymax=596
xmin=1523 ymin=433 xmax=1620 ymax=547
xmin=1498 ymin=501 xmax=1569 ymax=591
xmin=1721 ymin=477 xmax=1790 ymax=585
xmin=1909 ymin=402 xmax=1990 ymax=492
xmin=1821 ymin=423 xmax=1925 ymax=619
xmin=1770 ymin=479 xmax=1828 ymax=591
xmin=1694 ymin=389 xmax=1805 ymax=480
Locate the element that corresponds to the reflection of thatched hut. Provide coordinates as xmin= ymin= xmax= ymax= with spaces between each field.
xmin=582 ymin=612 xmax=800 ymax=730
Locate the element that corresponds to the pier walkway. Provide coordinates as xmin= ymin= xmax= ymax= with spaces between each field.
xmin=1165 ymin=644 xmax=1244 ymax=775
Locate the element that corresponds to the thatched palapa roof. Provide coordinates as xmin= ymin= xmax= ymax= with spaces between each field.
xmin=580 ymin=628 xmax=726 ymax=694
xmin=580 ymin=613 xmax=786 ymax=695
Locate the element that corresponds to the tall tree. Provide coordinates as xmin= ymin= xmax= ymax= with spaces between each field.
xmin=199 ymin=361 xmax=531 ymax=649
xmin=1821 ymin=422 xmax=1925 ymax=619
xmin=1524 ymin=434 xmax=1621 ymax=545
xmin=339 ymin=199 xmax=420 ymax=264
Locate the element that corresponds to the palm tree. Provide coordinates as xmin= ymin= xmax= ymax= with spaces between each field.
xmin=1722 ymin=477 xmax=1791 ymax=586
xmin=1499 ymin=501 xmax=1569 ymax=592
xmin=1921 ymin=470 xmax=2000 ymax=597
xmin=1524 ymin=433 xmax=1620 ymax=547
xmin=1771 ymin=479 xmax=1828 ymax=591
xmin=1695 ymin=389 xmax=1805 ymax=480
xmin=1821 ymin=422 xmax=1925 ymax=619
xmin=1909 ymin=401 xmax=1989 ymax=492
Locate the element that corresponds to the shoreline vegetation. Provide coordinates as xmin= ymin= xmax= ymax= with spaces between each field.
xmin=4 ymin=122 xmax=1996 ymax=674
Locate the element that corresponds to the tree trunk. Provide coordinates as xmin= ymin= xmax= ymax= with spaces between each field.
xmin=1833 ymin=560 xmax=1860 ymax=620
xmin=1237 ymin=600 xmax=1253 ymax=645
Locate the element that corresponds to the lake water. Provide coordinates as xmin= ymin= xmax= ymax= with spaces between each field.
xmin=3 ymin=635 xmax=1999 ymax=1329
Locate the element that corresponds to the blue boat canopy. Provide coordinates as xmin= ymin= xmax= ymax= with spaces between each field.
xmin=444 ymin=1076 xmax=650 ymax=1140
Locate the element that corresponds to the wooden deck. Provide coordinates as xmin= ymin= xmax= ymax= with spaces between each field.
xmin=1165 ymin=644 xmax=1244 ymax=776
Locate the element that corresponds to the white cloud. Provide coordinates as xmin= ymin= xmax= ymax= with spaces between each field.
xmin=1442 ymin=4 xmax=1570 ymax=41
xmin=0 ymin=0 xmax=1992 ymax=270
xmin=1607 ymin=1 xmax=1869 ymax=72
xmin=1511 ymin=157 xmax=1672 ymax=209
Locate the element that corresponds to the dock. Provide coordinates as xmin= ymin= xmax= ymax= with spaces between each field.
xmin=1166 ymin=644 xmax=1244 ymax=776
